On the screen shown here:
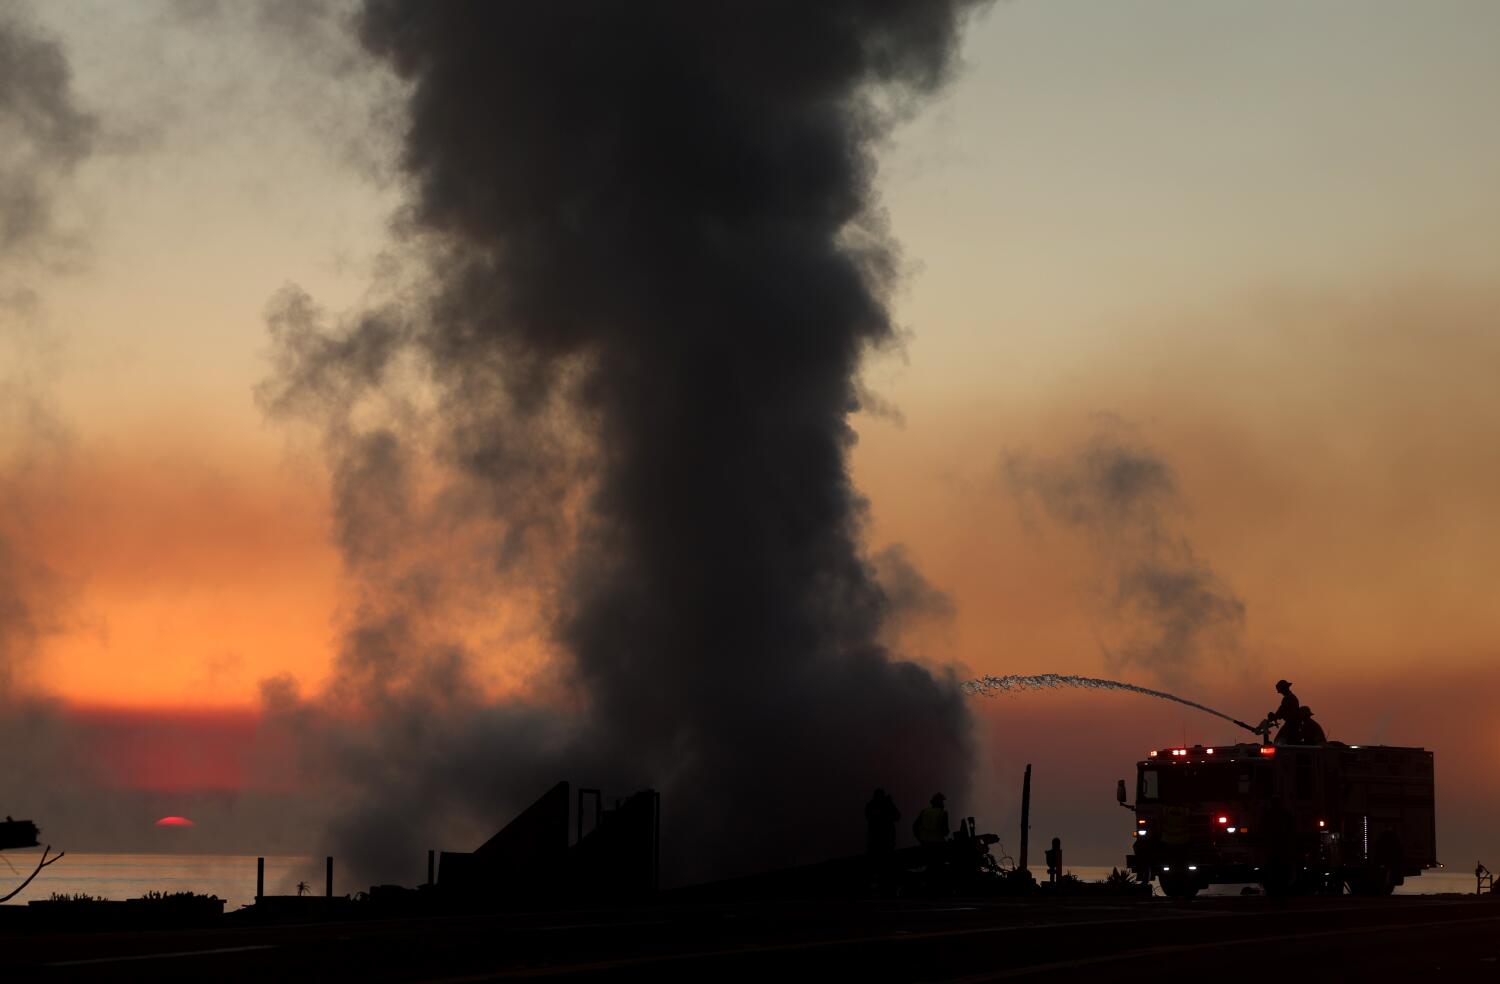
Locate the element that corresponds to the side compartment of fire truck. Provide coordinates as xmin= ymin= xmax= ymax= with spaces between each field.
xmin=1334 ymin=744 xmax=1436 ymax=894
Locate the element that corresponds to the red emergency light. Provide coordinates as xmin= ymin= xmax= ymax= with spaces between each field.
xmin=1259 ymin=747 xmax=1276 ymax=757
xmin=1217 ymin=815 xmax=1229 ymax=825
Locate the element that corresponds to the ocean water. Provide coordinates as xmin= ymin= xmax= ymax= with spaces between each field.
xmin=0 ymin=855 xmax=1481 ymax=910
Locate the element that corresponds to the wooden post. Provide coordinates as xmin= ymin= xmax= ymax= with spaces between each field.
xmin=326 ymin=856 xmax=333 ymax=898
xmin=427 ymin=849 xmax=436 ymax=887
xmin=1019 ymin=764 xmax=1032 ymax=874
xmin=256 ymin=856 xmax=264 ymax=900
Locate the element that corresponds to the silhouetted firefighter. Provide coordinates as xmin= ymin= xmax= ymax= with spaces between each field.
xmin=1044 ymin=837 xmax=1063 ymax=884
xmin=864 ymin=789 xmax=900 ymax=856
xmin=1299 ymin=706 xmax=1327 ymax=744
xmin=913 ymin=793 xmax=951 ymax=848
xmin=1265 ymin=679 xmax=1302 ymax=744
xmin=913 ymin=793 xmax=951 ymax=886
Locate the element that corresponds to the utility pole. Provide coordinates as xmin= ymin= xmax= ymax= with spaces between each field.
xmin=1019 ymin=763 xmax=1032 ymax=875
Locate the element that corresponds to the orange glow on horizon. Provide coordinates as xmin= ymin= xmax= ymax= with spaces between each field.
xmin=10 ymin=436 xmax=341 ymax=707
xmin=17 ymin=434 xmax=557 ymax=708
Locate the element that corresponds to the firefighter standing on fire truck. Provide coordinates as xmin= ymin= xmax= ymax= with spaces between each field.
xmin=1299 ymin=706 xmax=1327 ymax=744
xmin=1268 ymin=679 xmax=1302 ymax=744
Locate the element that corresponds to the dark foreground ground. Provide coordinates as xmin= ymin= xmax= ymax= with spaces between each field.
xmin=6 ymin=894 xmax=1497 ymax=982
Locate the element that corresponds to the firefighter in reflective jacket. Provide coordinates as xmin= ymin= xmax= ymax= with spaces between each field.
xmin=913 ymin=793 xmax=950 ymax=846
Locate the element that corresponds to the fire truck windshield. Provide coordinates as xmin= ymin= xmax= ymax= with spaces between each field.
xmin=1140 ymin=762 xmax=1264 ymax=802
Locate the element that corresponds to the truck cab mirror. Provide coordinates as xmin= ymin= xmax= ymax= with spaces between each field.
xmin=1116 ymin=779 xmax=1128 ymax=804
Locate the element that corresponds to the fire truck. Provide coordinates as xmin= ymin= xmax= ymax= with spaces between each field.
xmin=1119 ymin=741 xmax=1436 ymax=898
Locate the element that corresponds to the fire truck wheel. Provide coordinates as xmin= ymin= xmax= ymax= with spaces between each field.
xmin=1259 ymin=860 xmax=1295 ymax=898
xmin=1159 ymin=875 xmax=1199 ymax=899
xmin=1350 ymin=837 xmax=1401 ymax=897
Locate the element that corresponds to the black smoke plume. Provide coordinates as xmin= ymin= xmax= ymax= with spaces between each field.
xmin=1004 ymin=419 xmax=1247 ymax=686
xmin=263 ymin=0 xmax=987 ymax=883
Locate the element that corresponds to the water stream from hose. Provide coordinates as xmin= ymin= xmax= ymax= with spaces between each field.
xmin=962 ymin=674 xmax=1258 ymax=733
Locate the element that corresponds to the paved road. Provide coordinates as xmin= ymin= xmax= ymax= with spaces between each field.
xmin=8 ymin=895 xmax=1499 ymax=981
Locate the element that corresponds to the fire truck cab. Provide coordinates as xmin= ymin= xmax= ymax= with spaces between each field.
xmin=1122 ymin=741 xmax=1436 ymax=898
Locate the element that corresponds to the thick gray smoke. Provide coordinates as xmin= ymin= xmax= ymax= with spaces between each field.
xmin=0 ymin=4 xmax=93 ymax=697
xmin=0 ymin=528 xmax=61 ymax=703
xmin=256 ymin=286 xmax=587 ymax=875
xmin=1004 ymin=420 xmax=1246 ymax=686
xmin=0 ymin=3 xmax=93 ymax=849
xmin=0 ymin=4 xmax=95 ymax=267
xmin=261 ymin=0 xmax=987 ymax=884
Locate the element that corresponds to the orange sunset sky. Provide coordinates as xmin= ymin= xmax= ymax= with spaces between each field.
xmin=3 ymin=2 xmax=1498 ymax=863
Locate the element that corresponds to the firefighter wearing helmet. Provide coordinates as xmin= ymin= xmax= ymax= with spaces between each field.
xmin=1268 ymin=679 xmax=1302 ymax=744
xmin=1300 ymin=706 xmax=1327 ymax=744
